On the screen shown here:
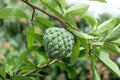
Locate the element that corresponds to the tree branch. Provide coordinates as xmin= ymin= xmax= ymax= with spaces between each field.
xmin=23 ymin=59 xmax=60 ymax=76
xmin=21 ymin=0 xmax=65 ymax=27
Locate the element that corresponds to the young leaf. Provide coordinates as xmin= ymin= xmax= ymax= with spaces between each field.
xmin=0 ymin=8 xmax=28 ymax=19
xmin=105 ymin=24 xmax=120 ymax=41
xmin=70 ymin=37 xmax=80 ymax=66
xmin=96 ymin=18 xmax=117 ymax=33
xmin=91 ymin=56 xmax=101 ymax=80
xmin=104 ymin=42 xmax=120 ymax=54
xmin=94 ymin=50 xmax=120 ymax=77
xmin=82 ymin=12 xmax=98 ymax=27
xmin=65 ymin=4 xmax=89 ymax=16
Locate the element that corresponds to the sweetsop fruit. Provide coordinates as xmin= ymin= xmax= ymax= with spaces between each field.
xmin=43 ymin=27 xmax=74 ymax=59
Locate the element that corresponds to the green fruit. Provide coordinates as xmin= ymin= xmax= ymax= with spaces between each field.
xmin=43 ymin=27 xmax=74 ymax=59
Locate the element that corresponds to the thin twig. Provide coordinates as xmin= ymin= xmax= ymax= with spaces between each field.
xmin=31 ymin=8 xmax=35 ymax=27
xmin=23 ymin=59 xmax=60 ymax=76
xmin=21 ymin=0 xmax=65 ymax=27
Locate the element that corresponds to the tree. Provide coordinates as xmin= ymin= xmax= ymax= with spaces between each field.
xmin=0 ymin=0 xmax=120 ymax=80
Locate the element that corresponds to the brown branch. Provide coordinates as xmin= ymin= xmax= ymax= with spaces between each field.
xmin=21 ymin=0 xmax=65 ymax=27
xmin=23 ymin=59 xmax=60 ymax=76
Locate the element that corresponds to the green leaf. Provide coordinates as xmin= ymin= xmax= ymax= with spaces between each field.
xmin=53 ymin=0 xmax=66 ymax=14
xmin=5 ymin=64 xmax=13 ymax=76
xmin=0 ymin=8 xmax=28 ymax=19
xmin=14 ymin=46 xmax=39 ymax=71
xmin=70 ymin=38 xmax=80 ymax=66
xmin=40 ymin=0 xmax=62 ymax=13
xmin=13 ymin=75 xmax=33 ymax=80
xmin=65 ymin=4 xmax=89 ymax=16
xmin=7 ymin=56 xmax=15 ymax=65
xmin=111 ymin=38 xmax=120 ymax=46
xmin=26 ymin=27 xmax=35 ymax=48
xmin=96 ymin=18 xmax=117 ymax=33
xmin=104 ymin=42 xmax=120 ymax=54
xmin=90 ymin=0 xmax=106 ymax=3
xmin=24 ymin=30 xmax=43 ymax=45
xmin=35 ymin=16 xmax=53 ymax=33
xmin=66 ymin=66 xmax=77 ymax=79
xmin=105 ymin=24 xmax=120 ymax=41
xmin=19 ymin=60 xmax=36 ymax=73
xmin=0 ymin=68 xmax=6 ymax=79
xmin=91 ymin=56 xmax=101 ymax=80
xmin=70 ymin=27 xmax=96 ymax=39
xmin=39 ymin=0 xmax=66 ymax=20
xmin=64 ymin=14 xmax=77 ymax=27
xmin=35 ymin=16 xmax=53 ymax=27
xmin=79 ymin=38 xmax=89 ymax=55
xmin=82 ymin=12 xmax=98 ymax=27
xmin=35 ymin=51 xmax=48 ymax=66
xmin=39 ymin=0 xmax=78 ymax=27
xmin=55 ymin=0 xmax=66 ymax=10
xmin=94 ymin=50 xmax=120 ymax=77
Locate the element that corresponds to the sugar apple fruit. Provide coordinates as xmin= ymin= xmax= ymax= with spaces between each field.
xmin=43 ymin=27 xmax=74 ymax=59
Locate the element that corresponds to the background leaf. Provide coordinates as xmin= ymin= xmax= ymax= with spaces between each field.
xmin=0 ymin=8 xmax=28 ymax=19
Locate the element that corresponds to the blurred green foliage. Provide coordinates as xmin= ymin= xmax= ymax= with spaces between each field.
xmin=0 ymin=0 xmax=120 ymax=80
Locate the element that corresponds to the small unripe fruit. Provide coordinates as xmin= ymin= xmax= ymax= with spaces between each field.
xmin=43 ymin=27 xmax=74 ymax=59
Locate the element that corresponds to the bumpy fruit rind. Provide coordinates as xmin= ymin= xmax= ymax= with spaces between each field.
xmin=43 ymin=27 xmax=74 ymax=59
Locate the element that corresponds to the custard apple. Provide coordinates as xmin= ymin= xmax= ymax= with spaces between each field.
xmin=43 ymin=27 xmax=74 ymax=59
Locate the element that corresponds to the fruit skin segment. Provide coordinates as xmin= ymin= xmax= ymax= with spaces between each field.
xmin=43 ymin=27 xmax=74 ymax=59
